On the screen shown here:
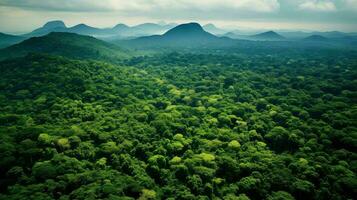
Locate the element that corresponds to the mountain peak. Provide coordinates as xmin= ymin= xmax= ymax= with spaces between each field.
xmin=303 ymin=35 xmax=328 ymax=41
xmin=114 ymin=23 xmax=129 ymax=29
xmin=251 ymin=31 xmax=285 ymax=40
xmin=126 ymin=22 xmax=226 ymax=48
xmin=265 ymin=31 xmax=276 ymax=34
xmin=69 ymin=24 xmax=99 ymax=34
xmin=163 ymin=23 xmax=205 ymax=37
xmin=43 ymin=20 xmax=66 ymax=29
xmin=204 ymin=23 xmax=216 ymax=28
xmin=259 ymin=31 xmax=280 ymax=36
xmin=73 ymin=23 xmax=92 ymax=28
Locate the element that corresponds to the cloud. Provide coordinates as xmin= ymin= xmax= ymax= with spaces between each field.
xmin=0 ymin=0 xmax=111 ymax=12
xmin=0 ymin=0 xmax=280 ymax=13
xmin=344 ymin=0 xmax=357 ymax=10
xmin=170 ymin=0 xmax=280 ymax=12
xmin=299 ymin=0 xmax=337 ymax=12
xmin=1 ymin=0 xmax=357 ymax=33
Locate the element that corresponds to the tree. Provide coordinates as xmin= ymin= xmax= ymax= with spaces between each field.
xmin=139 ymin=189 xmax=157 ymax=200
xmin=32 ymin=161 xmax=57 ymax=180
xmin=56 ymin=138 xmax=71 ymax=151
xmin=265 ymin=126 xmax=298 ymax=152
xmin=267 ymin=191 xmax=295 ymax=200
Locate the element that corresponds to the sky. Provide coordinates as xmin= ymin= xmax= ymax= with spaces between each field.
xmin=0 ymin=0 xmax=357 ymax=34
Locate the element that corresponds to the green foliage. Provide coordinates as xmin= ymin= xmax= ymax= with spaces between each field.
xmin=32 ymin=161 xmax=57 ymax=180
xmin=37 ymin=133 xmax=53 ymax=146
xmin=228 ymin=140 xmax=241 ymax=150
xmin=197 ymin=153 xmax=216 ymax=162
xmin=57 ymin=138 xmax=70 ymax=150
xmin=138 ymin=189 xmax=157 ymax=200
xmin=0 ymin=32 xmax=129 ymax=61
xmin=267 ymin=191 xmax=295 ymax=200
xmin=0 ymin=49 xmax=356 ymax=200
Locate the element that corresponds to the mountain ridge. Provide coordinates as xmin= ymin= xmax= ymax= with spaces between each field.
xmin=0 ymin=33 xmax=26 ymax=48
xmin=250 ymin=31 xmax=285 ymax=41
xmin=0 ymin=32 xmax=129 ymax=61
xmin=22 ymin=20 xmax=175 ymax=38
xmin=303 ymin=35 xmax=329 ymax=42
xmin=120 ymin=22 xmax=235 ymax=48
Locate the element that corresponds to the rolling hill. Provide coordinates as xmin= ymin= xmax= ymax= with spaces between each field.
xmin=0 ymin=32 xmax=129 ymax=61
xmin=250 ymin=31 xmax=285 ymax=41
xmin=24 ymin=20 xmax=67 ymax=37
xmin=67 ymin=24 xmax=105 ymax=35
xmin=223 ymin=32 xmax=248 ymax=39
xmin=303 ymin=35 xmax=329 ymax=42
xmin=0 ymin=33 xmax=26 ymax=48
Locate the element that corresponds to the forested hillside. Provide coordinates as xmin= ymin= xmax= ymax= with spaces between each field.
xmin=0 ymin=33 xmax=25 ymax=48
xmin=0 ymin=50 xmax=356 ymax=199
xmin=0 ymin=32 xmax=129 ymax=61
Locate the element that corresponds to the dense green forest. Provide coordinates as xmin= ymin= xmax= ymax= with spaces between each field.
xmin=0 ymin=45 xmax=356 ymax=200
xmin=0 ymin=32 xmax=130 ymax=61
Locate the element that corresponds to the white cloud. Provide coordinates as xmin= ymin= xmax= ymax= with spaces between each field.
xmin=168 ymin=0 xmax=280 ymax=12
xmin=299 ymin=0 xmax=337 ymax=12
xmin=344 ymin=0 xmax=357 ymax=10
xmin=0 ymin=0 xmax=280 ymax=13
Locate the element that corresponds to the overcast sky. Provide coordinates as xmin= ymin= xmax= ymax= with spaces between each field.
xmin=0 ymin=0 xmax=357 ymax=34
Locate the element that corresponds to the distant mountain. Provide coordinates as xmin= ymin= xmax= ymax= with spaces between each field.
xmin=223 ymin=32 xmax=248 ymax=40
xmin=0 ymin=33 xmax=26 ymax=48
xmin=223 ymin=32 xmax=238 ymax=38
xmin=25 ymin=21 xmax=114 ymax=37
xmin=14 ymin=20 xmax=357 ymax=42
xmin=303 ymin=35 xmax=329 ymax=42
xmin=67 ymin=23 xmax=104 ymax=35
xmin=21 ymin=21 xmax=175 ymax=39
xmin=278 ymin=31 xmax=311 ymax=39
xmin=203 ymin=24 xmax=227 ymax=35
xmin=24 ymin=20 xmax=67 ymax=37
xmin=121 ymin=22 xmax=234 ymax=48
xmin=278 ymin=31 xmax=355 ymax=39
xmin=312 ymin=31 xmax=347 ymax=38
xmin=42 ymin=20 xmax=66 ymax=29
xmin=163 ymin=23 xmax=217 ymax=40
xmin=131 ymin=23 xmax=175 ymax=35
xmin=66 ymin=24 xmax=114 ymax=37
xmin=250 ymin=31 xmax=285 ymax=41
xmin=0 ymin=32 xmax=129 ymax=61
xmin=113 ymin=23 xmax=130 ymax=31
xmin=111 ymin=23 xmax=175 ymax=37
